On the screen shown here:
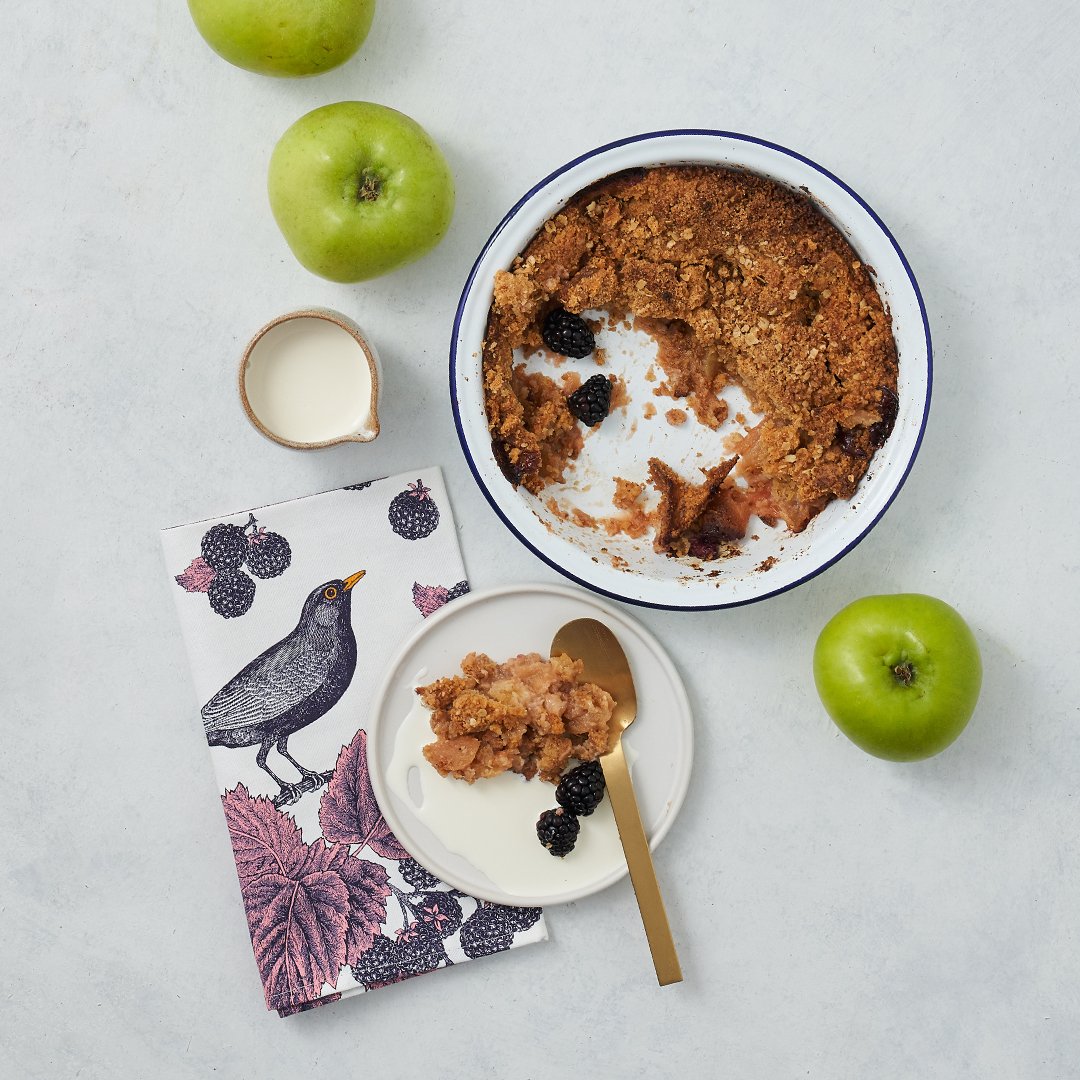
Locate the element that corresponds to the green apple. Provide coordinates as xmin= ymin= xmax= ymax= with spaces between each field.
xmin=187 ymin=0 xmax=376 ymax=78
xmin=813 ymin=594 xmax=982 ymax=762
xmin=268 ymin=102 xmax=455 ymax=283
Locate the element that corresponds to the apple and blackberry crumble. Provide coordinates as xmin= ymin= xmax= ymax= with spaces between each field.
xmin=417 ymin=651 xmax=613 ymax=783
xmin=481 ymin=164 xmax=899 ymax=560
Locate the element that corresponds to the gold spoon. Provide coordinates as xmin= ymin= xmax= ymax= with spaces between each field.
xmin=551 ymin=618 xmax=683 ymax=986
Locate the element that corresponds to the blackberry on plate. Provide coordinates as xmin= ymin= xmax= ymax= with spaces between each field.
xmin=201 ymin=523 xmax=247 ymax=572
xmin=536 ymin=806 xmax=580 ymax=857
xmin=208 ymin=569 xmax=256 ymax=618
xmin=567 ymin=374 xmax=612 ymax=427
xmin=388 ymin=479 xmax=441 ymax=540
xmin=245 ymin=530 xmax=291 ymax=579
xmin=542 ymin=308 xmax=595 ymax=358
xmin=556 ymin=760 xmax=606 ymax=816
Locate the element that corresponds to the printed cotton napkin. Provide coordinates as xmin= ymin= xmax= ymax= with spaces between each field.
xmin=161 ymin=468 xmax=546 ymax=1016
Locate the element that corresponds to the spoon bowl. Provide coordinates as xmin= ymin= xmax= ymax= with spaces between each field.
xmin=551 ymin=618 xmax=638 ymax=752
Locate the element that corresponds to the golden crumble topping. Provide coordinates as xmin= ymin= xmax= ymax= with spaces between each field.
xmin=481 ymin=165 xmax=899 ymax=559
xmin=418 ymin=652 xmax=613 ymax=784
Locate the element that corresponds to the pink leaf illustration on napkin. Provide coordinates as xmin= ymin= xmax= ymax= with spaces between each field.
xmin=306 ymin=840 xmax=391 ymax=966
xmin=319 ymin=731 xmax=410 ymax=860
xmin=175 ymin=556 xmax=215 ymax=593
xmin=223 ymin=785 xmax=386 ymax=1009
xmin=243 ymin=867 xmax=349 ymax=1007
xmin=412 ymin=580 xmax=469 ymax=617
xmin=412 ymin=582 xmax=450 ymax=617
xmin=222 ymin=784 xmax=308 ymax=883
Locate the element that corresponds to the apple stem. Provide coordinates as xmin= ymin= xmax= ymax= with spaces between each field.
xmin=893 ymin=661 xmax=915 ymax=686
xmin=357 ymin=169 xmax=382 ymax=202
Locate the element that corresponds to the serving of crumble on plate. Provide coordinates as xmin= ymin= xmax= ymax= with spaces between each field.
xmin=367 ymin=585 xmax=693 ymax=906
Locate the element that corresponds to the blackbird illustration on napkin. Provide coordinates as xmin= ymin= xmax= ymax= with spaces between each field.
xmin=161 ymin=468 xmax=546 ymax=1016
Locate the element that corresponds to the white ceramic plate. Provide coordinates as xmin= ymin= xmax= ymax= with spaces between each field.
xmin=450 ymin=130 xmax=932 ymax=610
xmin=367 ymin=584 xmax=693 ymax=907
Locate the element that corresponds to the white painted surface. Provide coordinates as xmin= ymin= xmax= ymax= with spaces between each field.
xmin=3 ymin=1 xmax=1078 ymax=1077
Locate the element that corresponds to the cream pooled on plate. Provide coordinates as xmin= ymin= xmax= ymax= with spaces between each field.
xmin=387 ymin=694 xmax=630 ymax=898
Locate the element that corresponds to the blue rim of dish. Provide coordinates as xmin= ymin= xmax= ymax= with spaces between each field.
xmin=449 ymin=129 xmax=933 ymax=612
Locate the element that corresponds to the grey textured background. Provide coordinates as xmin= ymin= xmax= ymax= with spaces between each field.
xmin=3 ymin=1 xmax=1078 ymax=1077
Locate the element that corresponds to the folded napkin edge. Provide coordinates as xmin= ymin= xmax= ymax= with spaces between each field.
xmin=159 ymin=465 xmax=446 ymax=534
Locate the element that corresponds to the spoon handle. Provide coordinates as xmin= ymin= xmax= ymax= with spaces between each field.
xmin=601 ymin=740 xmax=683 ymax=986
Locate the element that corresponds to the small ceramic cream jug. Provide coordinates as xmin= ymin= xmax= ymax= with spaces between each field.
xmin=239 ymin=308 xmax=381 ymax=449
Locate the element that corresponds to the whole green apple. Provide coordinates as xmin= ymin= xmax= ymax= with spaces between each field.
xmin=813 ymin=594 xmax=982 ymax=762
xmin=187 ymin=0 xmax=376 ymax=78
xmin=268 ymin=102 xmax=455 ymax=283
